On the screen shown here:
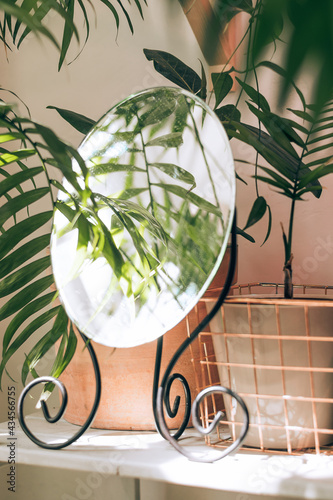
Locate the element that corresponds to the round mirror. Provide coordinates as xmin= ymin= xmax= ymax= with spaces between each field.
xmin=51 ymin=87 xmax=235 ymax=347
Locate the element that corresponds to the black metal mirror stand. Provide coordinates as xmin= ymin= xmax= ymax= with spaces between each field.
xmin=17 ymin=212 xmax=249 ymax=461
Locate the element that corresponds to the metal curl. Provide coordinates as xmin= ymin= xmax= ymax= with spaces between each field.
xmin=18 ymin=331 xmax=101 ymax=450
xmin=164 ymin=373 xmax=191 ymax=439
xmin=153 ymin=337 xmax=192 ymax=439
xmin=192 ymin=385 xmax=249 ymax=450
xmin=157 ymin=384 xmax=249 ymax=463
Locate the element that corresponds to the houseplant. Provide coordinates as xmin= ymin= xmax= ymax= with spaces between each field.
xmin=1 ymin=0 xmax=333 ymax=445
xmin=0 ymin=1 xmax=238 ymax=434
xmin=141 ymin=1 xmax=333 ymax=451
xmin=0 ymin=0 xmax=150 ymax=406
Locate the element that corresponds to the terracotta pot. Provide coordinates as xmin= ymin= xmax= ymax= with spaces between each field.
xmin=59 ymin=246 xmax=236 ymax=430
xmin=207 ymin=292 xmax=333 ymax=450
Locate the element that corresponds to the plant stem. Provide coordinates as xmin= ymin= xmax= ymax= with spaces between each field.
xmin=284 ymin=112 xmax=315 ymax=298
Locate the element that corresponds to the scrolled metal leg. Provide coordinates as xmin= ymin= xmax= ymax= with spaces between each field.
xmin=153 ymin=337 xmax=192 ymax=440
xmin=18 ymin=331 xmax=101 ymax=450
xmin=154 ymin=213 xmax=250 ymax=462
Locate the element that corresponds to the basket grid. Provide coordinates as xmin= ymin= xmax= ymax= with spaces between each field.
xmin=191 ymin=283 xmax=333 ymax=456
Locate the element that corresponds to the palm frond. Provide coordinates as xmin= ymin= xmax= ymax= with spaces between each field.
xmin=0 ymin=0 xmax=147 ymax=70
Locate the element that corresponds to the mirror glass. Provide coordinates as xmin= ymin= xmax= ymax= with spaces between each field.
xmin=51 ymin=87 xmax=235 ymax=347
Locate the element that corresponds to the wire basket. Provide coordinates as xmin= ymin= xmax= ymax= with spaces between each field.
xmin=192 ymin=283 xmax=333 ymax=455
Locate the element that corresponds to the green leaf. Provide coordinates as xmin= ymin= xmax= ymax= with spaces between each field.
xmin=3 ymin=292 xmax=56 ymax=352
xmin=254 ymin=175 xmax=293 ymax=197
xmin=199 ymin=60 xmax=207 ymax=101
xmin=215 ymin=104 xmax=241 ymax=123
xmin=212 ymin=72 xmax=233 ymax=109
xmin=256 ymin=166 xmax=294 ymax=192
xmin=0 ymin=167 xmax=43 ymax=197
xmin=50 ymin=321 xmax=77 ymax=379
xmin=139 ymin=96 xmax=177 ymax=127
xmin=98 ymin=219 xmax=125 ymax=278
xmin=153 ymin=183 xmax=222 ymax=216
xmin=230 ymin=122 xmax=322 ymax=198
xmin=21 ymin=307 xmax=68 ymax=385
xmin=0 ymin=275 xmax=54 ymax=322
xmin=243 ymin=196 xmax=267 ymax=230
xmin=0 ymin=132 xmax=25 ymax=143
xmin=236 ymin=227 xmax=255 ymax=243
xmin=58 ymin=0 xmax=75 ymax=70
xmin=236 ymin=77 xmax=270 ymax=112
xmin=145 ymin=133 xmax=183 ymax=148
xmin=143 ymin=49 xmax=202 ymax=94
xmin=288 ymin=108 xmax=314 ymax=123
xmin=89 ymin=163 xmax=145 ymax=176
xmin=0 ymin=211 xmax=53 ymax=260
xmin=0 ymin=148 xmax=35 ymax=166
xmin=297 ymin=164 xmax=333 ymax=190
xmin=261 ymin=204 xmax=272 ymax=246
xmin=0 ymin=306 xmax=60 ymax=387
xmin=0 ymin=234 xmax=50 ymax=280
xmin=114 ymin=187 xmax=148 ymax=200
xmin=0 ymin=256 xmax=50 ymax=299
xmin=47 ymin=106 xmax=96 ymax=135
xmin=246 ymin=103 xmax=298 ymax=158
xmin=0 ymin=187 xmax=50 ymax=227
xmin=0 ymin=0 xmax=60 ymax=50
xmin=149 ymin=162 xmax=196 ymax=187
xmin=111 ymin=198 xmax=168 ymax=245
xmin=119 ymin=212 xmax=160 ymax=265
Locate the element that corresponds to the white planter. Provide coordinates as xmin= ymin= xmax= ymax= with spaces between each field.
xmin=207 ymin=294 xmax=333 ymax=451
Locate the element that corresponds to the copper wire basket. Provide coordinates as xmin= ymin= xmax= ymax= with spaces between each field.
xmin=190 ymin=283 xmax=333 ymax=455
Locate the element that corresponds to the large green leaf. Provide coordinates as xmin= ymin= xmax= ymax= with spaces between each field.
xmin=0 ymin=211 xmax=53 ymax=260
xmin=0 ymin=306 xmax=60 ymax=388
xmin=0 ymin=0 xmax=60 ymax=49
xmin=246 ymin=103 xmax=299 ymax=158
xmin=47 ymin=106 xmax=96 ymax=135
xmin=111 ymin=198 xmax=168 ymax=245
xmin=149 ymin=162 xmax=196 ymax=188
xmin=0 ymin=148 xmax=35 ymax=166
xmin=57 ymin=0 xmax=78 ymax=70
xmin=21 ymin=306 xmax=68 ymax=385
xmin=0 ymin=187 xmax=50 ymax=227
xmin=153 ymin=183 xmax=222 ymax=217
xmin=0 ymin=166 xmax=43 ymax=197
xmin=236 ymin=77 xmax=270 ymax=113
xmin=243 ymin=196 xmax=267 ymax=230
xmin=139 ymin=99 xmax=177 ymax=128
xmin=89 ymin=163 xmax=145 ymax=176
xmin=212 ymin=72 xmax=233 ymax=109
xmin=230 ymin=122 xmax=322 ymax=197
xmin=3 ymin=292 xmax=56 ymax=352
xmin=0 ymin=256 xmax=50 ymax=299
xmin=0 ymin=275 xmax=54 ymax=322
xmin=50 ymin=321 xmax=77 ymax=380
xmin=0 ymin=234 xmax=50 ymax=279
xmin=143 ymin=49 xmax=202 ymax=94
xmin=146 ymin=133 xmax=183 ymax=148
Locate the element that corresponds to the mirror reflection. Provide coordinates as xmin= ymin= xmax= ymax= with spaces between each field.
xmin=51 ymin=87 xmax=235 ymax=347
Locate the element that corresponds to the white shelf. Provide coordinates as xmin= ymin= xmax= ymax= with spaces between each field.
xmin=1 ymin=414 xmax=333 ymax=499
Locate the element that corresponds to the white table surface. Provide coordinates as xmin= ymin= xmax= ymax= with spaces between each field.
xmin=1 ymin=414 xmax=333 ymax=499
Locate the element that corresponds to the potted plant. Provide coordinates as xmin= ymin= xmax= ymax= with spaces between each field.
xmin=0 ymin=2 xmax=237 ymax=433
xmin=1 ymin=0 xmax=333 ymax=448
xmin=141 ymin=1 xmax=333 ymax=451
